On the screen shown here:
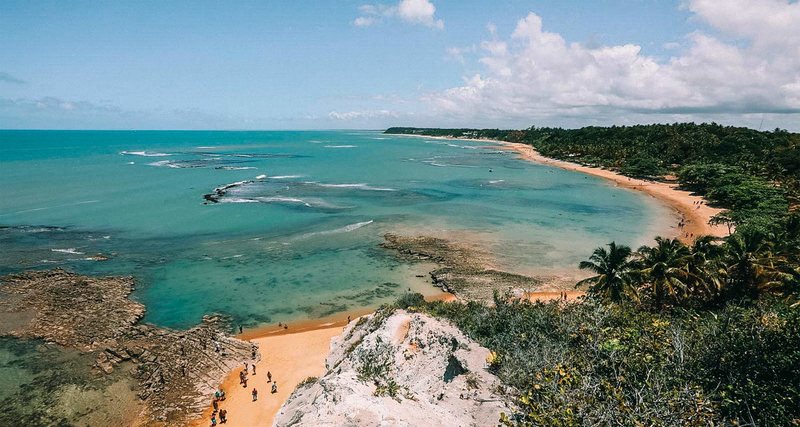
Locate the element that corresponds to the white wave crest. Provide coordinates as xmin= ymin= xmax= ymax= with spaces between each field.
xmin=120 ymin=150 xmax=171 ymax=157
xmin=324 ymin=145 xmax=356 ymax=148
xmin=310 ymin=182 xmax=397 ymax=191
xmin=297 ymin=220 xmax=374 ymax=240
xmin=51 ymin=248 xmax=84 ymax=255
xmin=269 ymin=175 xmax=304 ymax=179
xmin=147 ymin=160 xmax=182 ymax=168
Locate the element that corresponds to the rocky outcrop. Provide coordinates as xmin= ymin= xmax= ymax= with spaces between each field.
xmin=274 ymin=309 xmax=510 ymax=426
xmin=0 ymin=269 xmax=144 ymax=349
xmin=0 ymin=269 xmax=255 ymax=425
xmin=203 ymin=179 xmax=255 ymax=203
xmin=381 ymin=233 xmax=542 ymax=300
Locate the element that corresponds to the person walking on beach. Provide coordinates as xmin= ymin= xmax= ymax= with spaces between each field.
xmin=267 ymin=371 xmax=272 ymax=382
xmin=219 ymin=409 xmax=227 ymax=423
xmin=210 ymin=414 xmax=217 ymax=426
xmin=252 ymin=388 xmax=258 ymax=401
xmin=252 ymin=363 xmax=256 ymax=375
xmin=243 ymin=361 xmax=248 ymax=374
xmin=239 ymin=325 xmax=243 ymax=334
xmin=272 ymin=381 xmax=278 ymax=394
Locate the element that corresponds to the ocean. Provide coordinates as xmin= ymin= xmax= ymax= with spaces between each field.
xmin=0 ymin=130 xmax=673 ymax=329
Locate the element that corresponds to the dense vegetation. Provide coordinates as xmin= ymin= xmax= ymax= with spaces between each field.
xmin=388 ymin=123 xmax=800 ymax=425
xmin=404 ymin=296 xmax=799 ymax=426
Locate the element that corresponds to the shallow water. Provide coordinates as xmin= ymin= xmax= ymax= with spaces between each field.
xmin=0 ymin=130 xmax=673 ymax=329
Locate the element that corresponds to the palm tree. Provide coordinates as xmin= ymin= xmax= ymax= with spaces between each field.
xmin=686 ymin=235 xmax=726 ymax=301
xmin=577 ymin=242 xmax=638 ymax=303
xmin=724 ymin=229 xmax=786 ymax=299
xmin=637 ymin=237 xmax=692 ymax=308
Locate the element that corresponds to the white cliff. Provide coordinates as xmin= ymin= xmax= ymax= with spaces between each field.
xmin=274 ymin=309 xmax=509 ymax=426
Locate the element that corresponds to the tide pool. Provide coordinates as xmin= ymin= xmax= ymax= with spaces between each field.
xmin=0 ymin=130 xmax=673 ymax=328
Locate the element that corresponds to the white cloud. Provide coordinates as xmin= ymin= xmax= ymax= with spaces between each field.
xmin=423 ymin=1 xmax=800 ymax=127
xmin=445 ymin=45 xmax=476 ymax=63
xmin=353 ymin=0 xmax=443 ymax=29
xmin=353 ymin=16 xmax=377 ymax=27
xmin=328 ymin=109 xmax=400 ymax=120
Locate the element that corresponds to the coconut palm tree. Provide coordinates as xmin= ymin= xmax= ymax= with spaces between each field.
xmin=577 ymin=242 xmax=638 ymax=303
xmin=686 ymin=235 xmax=726 ymax=302
xmin=723 ymin=229 xmax=785 ymax=299
xmin=637 ymin=237 xmax=692 ymax=308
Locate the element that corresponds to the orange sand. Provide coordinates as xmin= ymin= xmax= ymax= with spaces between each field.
xmin=189 ymin=324 xmax=342 ymax=427
xmin=524 ymin=290 xmax=586 ymax=303
xmin=189 ymin=292 xmax=456 ymax=427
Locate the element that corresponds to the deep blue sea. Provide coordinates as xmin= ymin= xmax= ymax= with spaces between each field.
xmin=0 ymin=130 xmax=673 ymax=329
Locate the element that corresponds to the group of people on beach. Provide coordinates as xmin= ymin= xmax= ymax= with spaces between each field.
xmin=209 ymin=389 xmax=227 ymax=425
xmin=209 ymin=332 xmax=282 ymax=425
xmin=677 ymin=217 xmax=695 ymax=240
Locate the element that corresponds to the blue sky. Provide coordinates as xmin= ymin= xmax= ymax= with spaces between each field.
xmin=1 ymin=0 xmax=798 ymax=130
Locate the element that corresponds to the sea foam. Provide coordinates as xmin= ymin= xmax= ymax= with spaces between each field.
xmin=120 ymin=150 xmax=171 ymax=157
xmin=310 ymin=182 xmax=397 ymax=191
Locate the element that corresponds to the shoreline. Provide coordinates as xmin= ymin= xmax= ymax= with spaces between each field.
xmin=393 ymin=133 xmax=728 ymax=243
xmin=492 ymin=141 xmax=728 ymax=243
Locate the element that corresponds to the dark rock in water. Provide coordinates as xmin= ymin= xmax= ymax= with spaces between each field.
xmin=202 ymin=179 xmax=255 ymax=203
xmin=0 ymin=269 xmax=255 ymax=425
xmin=381 ymin=233 xmax=542 ymax=301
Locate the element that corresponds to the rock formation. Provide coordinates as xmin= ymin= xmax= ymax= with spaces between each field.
xmin=381 ymin=233 xmax=542 ymax=300
xmin=274 ymin=309 xmax=510 ymax=426
xmin=0 ymin=269 xmax=255 ymax=425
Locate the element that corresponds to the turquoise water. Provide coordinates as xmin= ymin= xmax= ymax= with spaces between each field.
xmin=0 ymin=130 xmax=673 ymax=328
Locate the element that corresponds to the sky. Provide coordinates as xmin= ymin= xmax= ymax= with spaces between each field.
xmin=1 ymin=0 xmax=798 ymax=130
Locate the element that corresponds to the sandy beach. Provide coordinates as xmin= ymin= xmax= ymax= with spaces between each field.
xmin=189 ymin=292 xmax=457 ymax=427
xmin=492 ymin=141 xmax=729 ymax=243
xmin=189 ymin=324 xmax=342 ymax=427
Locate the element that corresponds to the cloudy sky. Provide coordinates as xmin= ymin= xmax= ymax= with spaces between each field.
xmin=1 ymin=0 xmax=798 ymax=130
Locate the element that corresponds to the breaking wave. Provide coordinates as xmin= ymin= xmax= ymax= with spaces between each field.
xmin=51 ymin=248 xmax=84 ymax=255
xmin=310 ymin=182 xmax=397 ymax=191
xmin=120 ymin=151 xmax=171 ymax=157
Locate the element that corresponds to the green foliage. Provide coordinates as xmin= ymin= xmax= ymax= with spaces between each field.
xmin=296 ymin=376 xmax=318 ymax=388
xmin=418 ymin=298 xmax=800 ymax=426
xmin=395 ymin=292 xmax=425 ymax=309
xmin=619 ymin=155 xmax=665 ymax=179
xmin=576 ymin=242 xmax=638 ymax=304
